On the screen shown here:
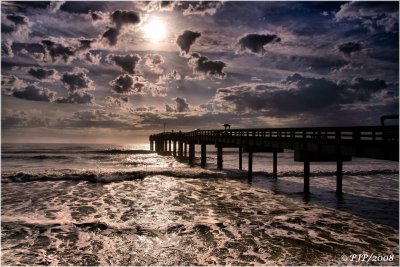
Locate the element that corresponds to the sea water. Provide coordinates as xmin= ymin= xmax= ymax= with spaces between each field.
xmin=1 ymin=143 xmax=398 ymax=265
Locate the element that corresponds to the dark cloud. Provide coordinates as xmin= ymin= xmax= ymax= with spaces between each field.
xmin=109 ymin=74 xmax=165 ymax=96
xmin=61 ymin=70 xmax=94 ymax=92
xmin=11 ymin=84 xmax=56 ymax=102
xmin=110 ymin=74 xmax=143 ymax=94
xmin=176 ymin=30 xmax=201 ymax=54
xmin=2 ymin=23 xmax=14 ymax=33
xmin=189 ymin=53 xmax=226 ymax=78
xmin=6 ymin=14 xmax=28 ymax=26
xmin=91 ymin=11 xmax=103 ymax=21
xmin=102 ymin=27 xmax=120 ymax=46
xmin=165 ymin=104 xmax=175 ymax=112
xmin=338 ymin=42 xmax=362 ymax=56
xmin=41 ymin=39 xmax=76 ymax=62
xmin=85 ymin=51 xmax=101 ymax=64
xmin=105 ymin=96 xmax=130 ymax=109
xmin=237 ymin=34 xmax=281 ymax=55
xmin=345 ymin=77 xmax=388 ymax=101
xmin=59 ymin=2 xmax=107 ymax=14
xmin=108 ymin=54 xmax=141 ymax=74
xmin=111 ymin=10 xmax=141 ymax=29
xmin=7 ymin=1 xmax=52 ymax=11
xmin=1 ymin=40 xmax=14 ymax=57
xmin=174 ymin=97 xmax=190 ymax=112
xmin=28 ymin=67 xmax=57 ymax=80
xmin=79 ymin=39 xmax=96 ymax=50
xmin=55 ymin=91 xmax=95 ymax=105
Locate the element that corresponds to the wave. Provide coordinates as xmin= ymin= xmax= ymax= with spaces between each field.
xmin=1 ymin=168 xmax=230 ymax=183
xmin=1 ymin=168 xmax=397 ymax=184
xmin=1 ymin=149 xmax=154 ymax=155
xmin=1 ymin=155 xmax=72 ymax=160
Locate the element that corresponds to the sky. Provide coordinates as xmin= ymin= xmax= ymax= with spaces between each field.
xmin=1 ymin=1 xmax=399 ymax=143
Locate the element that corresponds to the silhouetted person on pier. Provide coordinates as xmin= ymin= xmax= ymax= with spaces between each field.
xmin=223 ymin=124 xmax=231 ymax=130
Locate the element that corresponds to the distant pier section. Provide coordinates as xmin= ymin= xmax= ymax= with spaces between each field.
xmin=149 ymin=126 xmax=399 ymax=195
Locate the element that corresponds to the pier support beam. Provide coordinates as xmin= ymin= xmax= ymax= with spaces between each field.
xmin=168 ymin=140 xmax=172 ymax=155
xmin=173 ymin=141 xmax=177 ymax=157
xmin=184 ymin=142 xmax=187 ymax=158
xmin=239 ymin=147 xmax=243 ymax=170
xmin=248 ymin=149 xmax=253 ymax=183
xmin=150 ymin=140 xmax=154 ymax=151
xmin=201 ymin=144 xmax=207 ymax=168
xmin=336 ymin=161 xmax=343 ymax=195
xmin=178 ymin=141 xmax=183 ymax=158
xmin=304 ymin=161 xmax=310 ymax=194
xmin=273 ymin=151 xmax=278 ymax=179
xmin=164 ymin=140 xmax=168 ymax=153
xmin=189 ymin=143 xmax=195 ymax=164
xmin=217 ymin=146 xmax=223 ymax=170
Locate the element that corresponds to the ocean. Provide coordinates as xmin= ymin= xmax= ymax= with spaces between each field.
xmin=1 ymin=143 xmax=399 ymax=265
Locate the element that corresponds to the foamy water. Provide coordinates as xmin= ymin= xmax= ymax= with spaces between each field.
xmin=1 ymin=143 xmax=399 ymax=265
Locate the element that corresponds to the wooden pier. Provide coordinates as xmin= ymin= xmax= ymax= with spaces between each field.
xmin=149 ymin=126 xmax=399 ymax=195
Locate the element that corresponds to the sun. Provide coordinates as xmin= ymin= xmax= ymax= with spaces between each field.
xmin=142 ymin=18 xmax=167 ymax=43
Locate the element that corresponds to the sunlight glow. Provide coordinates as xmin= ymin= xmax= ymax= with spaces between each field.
xmin=142 ymin=18 xmax=167 ymax=43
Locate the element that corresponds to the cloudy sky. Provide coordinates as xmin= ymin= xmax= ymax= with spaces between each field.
xmin=1 ymin=1 xmax=399 ymax=143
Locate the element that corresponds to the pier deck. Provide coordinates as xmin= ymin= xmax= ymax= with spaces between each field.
xmin=149 ymin=126 xmax=399 ymax=195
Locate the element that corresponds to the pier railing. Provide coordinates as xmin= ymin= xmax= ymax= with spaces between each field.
xmin=150 ymin=126 xmax=398 ymax=143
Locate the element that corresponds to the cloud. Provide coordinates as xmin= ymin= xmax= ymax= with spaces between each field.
xmin=78 ymin=38 xmax=96 ymax=50
xmin=110 ymin=9 xmax=141 ymax=28
xmin=335 ymin=2 xmax=399 ymax=32
xmin=6 ymin=14 xmax=28 ymax=26
xmin=1 ymin=75 xmax=27 ymax=94
xmin=182 ymin=1 xmax=223 ymax=16
xmin=55 ymin=91 xmax=95 ymax=105
xmin=109 ymin=74 xmax=166 ymax=96
xmin=11 ymin=84 xmax=56 ymax=102
xmin=337 ymin=42 xmax=362 ymax=57
xmin=41 ymin=39 xmax=76 ymax=62
xmin=85 ymin=51 xmax=102 ymax=64
xmin=165 ymin=97 xmax=190 ymax=112
xmin=176 ymin=30 xmax=201 ymax=54
xmin=174 ymin=97 xmax=190 ymax=112
xmin=108 ymin=53 xmax=141 ymax=74
xmin=28 ymin=67 xmax=57 ymax=80
xmin=237 ymin=33 xmax=281 ymax=55
xmin=144 ymin=53 xmax=164 ymax=73
xmin=61 ymin=70 xmax=94 ymax=92
xmin=211 ymin=73 xmax=391 ymax=116
xmin=102 ymin=27 xmax=120 ymax=46
xmin=104 ymin=95 xmax=131 ymax=110
xmin=59 ymin=2 xmax=107 ymax=14
xmin=1 ymin=40 xmax=13 ymax=57
xmin=188 ymin=53 xmax=226 ymax=79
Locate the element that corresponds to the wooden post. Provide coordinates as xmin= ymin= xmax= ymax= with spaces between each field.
xmin=164 ymin=140 xmax=168 ymax=153
xmin=178 ymin=141 xmax=183 ymax=158
xmin=173 ymin=141 xmax=177 ymax=157
xmin=201 ymin=144 xmax=206 ymax=168
xmin=184 ymin=142 xmax=187 ymax=158
xmin=150 ymin=140 xmax=153 ymax=151
xmin=248 ymin=149 xmax=253 ymax=183
xmin=168 ymin=140 xmax=172 ymax=155
xmin=189 ymin=143 xmax=195 ymax=164
xmin=304 ymin=161 xmax=310 ymax=194
xmin=337 ymin=160 xmax=343 ymax=195
xmin=239 ymin=147 xmax=243 ymax=170
xmin=217 ymin=146 xmax=223 ymax=170
xmin=273 ymin=151 xmax=277 ymax=179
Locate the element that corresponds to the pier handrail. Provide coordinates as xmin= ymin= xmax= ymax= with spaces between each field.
xmin=150 ymin=125 xmax=398 ymax=142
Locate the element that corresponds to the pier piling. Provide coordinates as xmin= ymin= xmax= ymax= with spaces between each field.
xmin=273 ymin=151 xmax=278 ymax=179
xmin=304 ymin=161 xmax=310 ymax=194
xmin=248 ymin=149 xmax=253 ymax=183
xmin=201 ymin=144 xmax=207 ymax=167
xmin=189 ymin=143 xmax=195 ymax=164
xmin=239 ymin=147 xmax=243 ymax=170
xmin=217 ymin=146 xmax=223 ymax=170
xmin=336 ymin=161 xmax=343 ymax=195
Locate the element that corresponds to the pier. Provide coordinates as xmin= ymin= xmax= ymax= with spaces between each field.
xmin=149 ymin=126 xmax=399 ymax=195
